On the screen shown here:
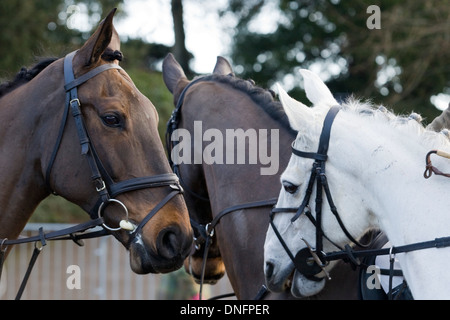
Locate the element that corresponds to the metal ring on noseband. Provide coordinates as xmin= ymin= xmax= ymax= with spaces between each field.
xmin=98 ymin=198 xmax=134 ymax=232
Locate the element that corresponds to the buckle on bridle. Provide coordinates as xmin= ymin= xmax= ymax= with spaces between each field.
xmin=95 ymin=179 xmax=106 ymax=192
xmin=205 ymin=223 xmax=215 ymax=237
xmin=69 ymin=98 xmax=81 ymax=108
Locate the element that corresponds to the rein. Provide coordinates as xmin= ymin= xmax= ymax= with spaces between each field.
xmin=0 ymin=219 xmax=108 ymax=299
xmin=424 ymin=149 xmax=450 ymax=178
xmin=269 ymin=106 xmax=450 ymax=299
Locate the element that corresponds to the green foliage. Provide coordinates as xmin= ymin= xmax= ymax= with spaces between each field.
xmin=31 ymin=195 xmax=86 ymax=223
xmin=0 ymin=0 xmax=125 ymax=79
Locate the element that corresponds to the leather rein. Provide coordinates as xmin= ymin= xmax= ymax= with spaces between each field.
xmin=269 ymin=105 xmax=450 ymax=298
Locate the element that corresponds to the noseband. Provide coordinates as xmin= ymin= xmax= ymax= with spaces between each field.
xmin=269 ymin=106 xmax=370 ymax=281
xmin=45 ymin=51 xmax=182 ymax=241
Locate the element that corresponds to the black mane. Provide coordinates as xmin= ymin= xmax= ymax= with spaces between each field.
xmin=0 ymin=58 xmax=58 ymax=98
xmin=199 ymin=74 xmax=296 ymax=137
xmin=0 ymin=50 xmax=123 ymax=99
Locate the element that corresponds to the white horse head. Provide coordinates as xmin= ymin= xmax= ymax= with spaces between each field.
xmin=264 ymin=69 xmax=450 ymax=299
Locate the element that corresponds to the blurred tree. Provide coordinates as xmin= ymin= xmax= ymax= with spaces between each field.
xmin=0 ymin=0 xmax=125 ymax=78
xmin=225 ymin=0 xmax=450 ymax=122
xmin=171 ymin=0 xmax=193 ymax=77
xmin=0 ymin=0 xmax=178 ymax=223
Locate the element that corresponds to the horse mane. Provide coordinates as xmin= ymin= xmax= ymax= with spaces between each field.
xmin=0 ymin=58 xmax=58 ymax=98
xmin=0 ymin=49 xmax=123 ymax=99
xmin=342 ymin=96 xmax=450 ymax=150
xmin=197 ymin=74 xmax=297 ymax=137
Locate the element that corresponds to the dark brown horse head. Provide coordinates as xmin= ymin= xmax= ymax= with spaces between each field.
xmin=0 ymin=9 xmax=192 ymax=274
xmin=163 ymin=53 xmax=230 ymax=283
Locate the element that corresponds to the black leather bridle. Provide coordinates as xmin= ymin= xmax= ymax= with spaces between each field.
xmin=269 ymin=105 xmax=450 ymax=297
xmin=0 ymin=50 xmax=188 ymax=299
xmin=268 ymin=105 xmax=364 ymax=281
xmin=165 ymin=75 xmax=276 ymax=299
xmin=45 ymin=50 xmax=183 ymax=239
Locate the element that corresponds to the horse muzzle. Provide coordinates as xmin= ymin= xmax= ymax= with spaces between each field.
xmin=128 ymin=224 xmax=193 ymax=274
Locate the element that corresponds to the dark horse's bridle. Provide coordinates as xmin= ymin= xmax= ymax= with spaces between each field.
xmin=165 ymin=75 xmax=277 ymax=300
xmin=0 ymin=51 xmax=184 ymax=299
xmin=269 ymin=105 xmax=450 ymax=299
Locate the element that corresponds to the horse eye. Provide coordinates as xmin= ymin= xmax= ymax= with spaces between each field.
xmin=283 ymin=181 xmax=299 ymax=194
xmin=102 ymin=114 xmax=122 ymax=127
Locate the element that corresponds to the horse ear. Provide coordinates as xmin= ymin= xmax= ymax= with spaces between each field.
xmin=76 ymin=8 xmax=118 ymax=66
xmin=277 ymin=83 xmax=314 ymax=132
xmin=162 ymin=53 xmax=187 ymax=94
xmin=299 ymin=69 xmax=338 ymax=107
xmin=213 ymin=56 xmax=234 ymax=76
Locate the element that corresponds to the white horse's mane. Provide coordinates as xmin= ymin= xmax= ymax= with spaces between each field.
xmin=279 ymin=68 xmax=449 ymax=154
xmin=339 ymin=96 xmax=450 ymax=151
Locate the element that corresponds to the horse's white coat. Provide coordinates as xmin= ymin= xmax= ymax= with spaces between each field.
xmin=264 ymin=69 xmax=450 ymax=299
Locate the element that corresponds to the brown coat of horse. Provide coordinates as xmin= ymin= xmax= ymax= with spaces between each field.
xmin=163 ymin=53 xmax=360 ymax=299
xmin=0 ymin=9 xmax=192 ymax=275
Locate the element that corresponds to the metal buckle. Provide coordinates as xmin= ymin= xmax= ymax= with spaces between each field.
xmin=95 ymin=179 xmax=106 ymax=192
xmin=69 ymin=98 xmax=80 ymax=107
xmin=205 ymin=223 xmax=215 ymax=237
xmin=170 ymin=184 xmax=183 ymax=193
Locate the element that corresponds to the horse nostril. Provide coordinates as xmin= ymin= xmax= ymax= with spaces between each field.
xmin=157 ymin=227 xmax=181 ymax=260
xmin=265 ymin=261 xmax=275 ymax=279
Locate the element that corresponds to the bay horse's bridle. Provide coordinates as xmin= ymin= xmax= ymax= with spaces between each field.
xmin=45 ymin=51 xmax=183 ymax=240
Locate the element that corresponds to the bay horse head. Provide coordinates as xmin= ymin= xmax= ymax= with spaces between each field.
xmin=0 ymin=9 xmax=192 ymax=274
xmin=162 ymin=53 xmax=227 ymax=284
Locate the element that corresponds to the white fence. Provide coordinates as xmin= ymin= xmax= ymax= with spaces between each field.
xmin=0 ymin=223 xmax=234 ymax=300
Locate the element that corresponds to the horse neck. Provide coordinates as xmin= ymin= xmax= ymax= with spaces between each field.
xmin=345 ymin=132 xmax=449 ymax=244
xmin=330 ymin=115 xmax=450 ymax=298
xmin=0 ymin=61 xmax=63 ymax=239
xmin=367 ymin=153 xmax=450 ymax=299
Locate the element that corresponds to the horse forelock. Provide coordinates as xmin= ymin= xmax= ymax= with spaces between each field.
xmin=0 ymin=48 xmax=125 ymax=100
xmin=101 ymin=48 xmax=123 ymax=62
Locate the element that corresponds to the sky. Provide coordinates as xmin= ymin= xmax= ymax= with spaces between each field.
xmin=115 ymin=0 xmax=233 ymax=74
